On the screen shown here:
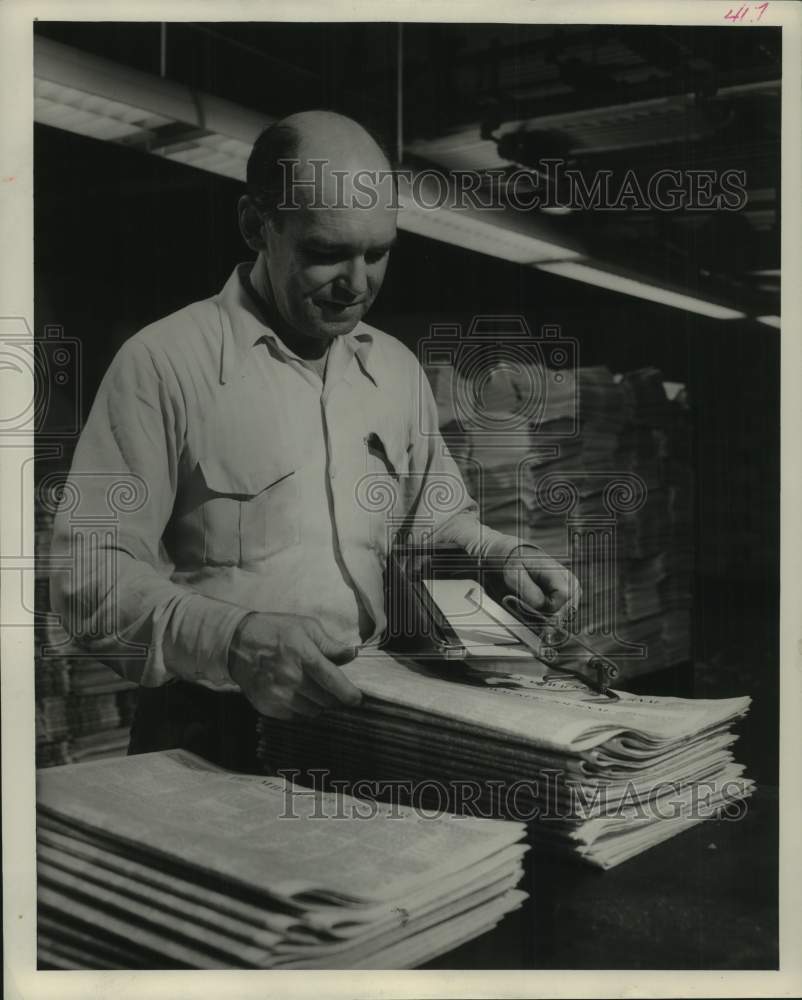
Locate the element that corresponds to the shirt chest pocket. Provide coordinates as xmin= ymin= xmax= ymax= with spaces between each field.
xmin=197 ymin=455 xmax=300 ymax=566
xmin=361 ymin=422 xmax=414 ymax=552
xmin=363 ymin=420 xmax=411 ymax=481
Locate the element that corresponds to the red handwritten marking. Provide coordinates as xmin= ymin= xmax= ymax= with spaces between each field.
xmin=724 ymin=6 xmax=749 ymax=21
xmin=724 ymin=2 xmax=769 ymax=20
xmin=2 ymin=177 xmax=15 ymax=183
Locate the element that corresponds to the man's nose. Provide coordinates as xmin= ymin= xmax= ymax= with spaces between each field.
xmin=336 ymin=256 xmax=368 ymax=299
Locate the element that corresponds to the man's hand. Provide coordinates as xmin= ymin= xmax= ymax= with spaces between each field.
xmin=228 ymin=613 xmax=362 ymax=719
xmin=501 ymin=545 xmax=581 ymax=617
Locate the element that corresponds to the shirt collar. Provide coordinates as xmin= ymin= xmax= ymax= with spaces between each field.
xmin=215 ymin=263 xmax=377 ymax=386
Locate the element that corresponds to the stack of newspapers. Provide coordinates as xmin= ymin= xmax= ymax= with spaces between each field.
xmin=68 ymin=662 xmax=138 ymax=763
xmin=616 ymin=369 xmax=693 ymax=668
xmin=34 ymin=486 xmax=73 ymax=767
xmin=425 ymin=359 xmax=693 ymax=678
xmin=36 ymin=748 xmax=528 ymax=970
xmin=258 ymin=648 xmax=753 ymax=869
xmin=35 ymin=652 xmax=138 ymax=766
xmin=658 ymin=379 xmax=694 ymax=666
xmin=35 ymin=478 xmax=139 ymax=767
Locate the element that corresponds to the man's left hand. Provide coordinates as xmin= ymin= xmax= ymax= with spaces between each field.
xmin=501 ymin=545 xmax=580 ymax=617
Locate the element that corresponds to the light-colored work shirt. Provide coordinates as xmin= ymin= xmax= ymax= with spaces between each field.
xmin=50 ymin=263 xmax=523 ymax=690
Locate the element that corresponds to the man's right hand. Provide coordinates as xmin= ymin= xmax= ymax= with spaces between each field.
xmin=228 ymin=613 xmax=362 ymax=720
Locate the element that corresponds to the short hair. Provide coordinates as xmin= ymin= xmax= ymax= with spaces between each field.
xmin=246 ymin=116 xmax=396 ymax=221
xmin=246 ymin=121 xmax=301 ymax=220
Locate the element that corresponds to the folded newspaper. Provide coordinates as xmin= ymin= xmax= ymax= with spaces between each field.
xmin=36 ymin=748 xmax=527 ymax=970
xmin=258 ymin=643 xmax=754 ymax=869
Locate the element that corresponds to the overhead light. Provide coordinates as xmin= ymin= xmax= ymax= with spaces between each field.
xmin=34 ymin=78 xmax=252 ymax=181
xmin=535 ymin=261 xmax=746 ymax=320
xmin=663 ymin=381 xmax=686 ymax=401
xmin=755 ymin=315 xmax=781 ymax=328
xmin=35 ymin=37 xmax=586 ymax=265
xmin=35 ymin=78 xmax=173 ymax=142
xmin=158 ymin=133 xmax=253 ymax=181
xmin=34 ymin=35 xmax=269 ymax=183
xmin=398 ymin=197 xmax=581 ymax=264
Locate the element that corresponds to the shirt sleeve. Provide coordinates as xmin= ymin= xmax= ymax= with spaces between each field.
xmin=402 ymin=355 xmax=527 ymax=568
xmin=49 ymin=337 xmax=249 ymax=688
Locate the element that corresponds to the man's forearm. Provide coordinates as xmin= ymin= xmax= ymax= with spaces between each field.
xmin=50 ymin=547 xmax=250 ymax=688
xmin=432 ymin=508 xmax=533 ymax=568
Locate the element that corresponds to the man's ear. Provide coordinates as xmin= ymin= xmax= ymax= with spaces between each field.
xmin=238 ymin=195 xmax=267 ymax=251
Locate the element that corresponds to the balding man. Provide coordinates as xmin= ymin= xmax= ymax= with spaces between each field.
xmin=50 ymin=111 xmax=579 ymax=767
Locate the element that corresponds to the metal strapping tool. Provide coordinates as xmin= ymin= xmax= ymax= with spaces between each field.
xmin=500 ymin=594 xmax=621 ymax=699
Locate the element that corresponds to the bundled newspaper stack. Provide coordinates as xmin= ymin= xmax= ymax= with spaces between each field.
xmin=37 ymin=748 xmax=527 ymax=970
xmin=258 ymin=647 xmax=753 ymax=869
xmin=425 ymin=359 xmax=693 ymax=678
xmin=68 ymin=662 xmax=138 ymax=763
xmin=35 ymin=486 xmax=73 ymax=767
xmin=35 ymin=479 xmax=138 ymax=767
xmin=616 ymin=369 xmax=693 ymax=667
xmin=659 ymin=381 xmax=694 ymax=666
xmin=35 ymin=654 xmax=138 ymax=766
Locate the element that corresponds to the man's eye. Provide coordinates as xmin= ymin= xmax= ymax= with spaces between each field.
xmin=366 ymin=249 xmax=390 ymax=265
xmin=304 ymin=247 xmax=391 ymax=266
xmin=306 ymin=249 xmax=342 ymax=264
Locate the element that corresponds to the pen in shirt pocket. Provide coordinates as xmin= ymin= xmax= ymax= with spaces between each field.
xmin=365 ymin=432 xmax=399 ymax=480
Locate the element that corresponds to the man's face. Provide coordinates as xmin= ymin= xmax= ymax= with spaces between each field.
xmin=263 ymin=196 xmax=397 ymax=342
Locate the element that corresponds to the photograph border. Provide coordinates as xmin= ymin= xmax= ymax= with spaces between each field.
xmin=2 ymin=1 xmax=801 ymax=997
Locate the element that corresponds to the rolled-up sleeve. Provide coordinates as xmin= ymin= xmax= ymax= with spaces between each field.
xmin=403 ymin=357 xmax=524 ymax=567
xmin=49 ymin=338 xmax=248 ymax=688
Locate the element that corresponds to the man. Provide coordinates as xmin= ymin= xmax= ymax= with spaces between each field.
xmin=50 ymin=110 xmax=579 ymax=768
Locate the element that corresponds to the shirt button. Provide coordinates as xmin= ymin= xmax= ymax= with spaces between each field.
xmin=329 ymin=464 xmax=337 ymax=479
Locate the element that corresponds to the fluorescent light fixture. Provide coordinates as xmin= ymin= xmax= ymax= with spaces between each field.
xmin=398 ymin=197 xmax=581 ymax=264
xmin=755 ymin=315 xmax=781 ymax=328
xmin=158 ymin=133 xmax=252 ymax=181
xmin=35 ymin=37 xmax=270 ymax=143
xmin=34 ymin=36 xmax=586 ymax=265
xmin=663 ymin=381 xmax=686 ymax=401
xmin=35 ymin=36 xmax=268 ymax=183
xmin=539 ymin=204 xmax=574 ymax=216
xmin=535 ymin=261 xmax=746 ymax=320
xmin=35 ymin=79 xmax=173 ymax=142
